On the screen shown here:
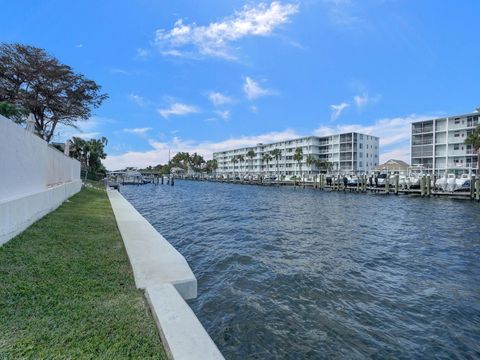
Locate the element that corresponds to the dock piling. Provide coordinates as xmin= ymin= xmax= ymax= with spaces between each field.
xmin=385 ymin=175 xmax=390 ymax=194
xmin=426 ymin=175 xmax=431 ymax=197
xmin=476 ymin=179 xmax=480 ymax=201
xmin=394 ymin=174 xmax=399 ymax=195
xmin=471 ymin=175 xmax=476 ymax=199
xmin=420 ymin=175 xmax=426 ymax=197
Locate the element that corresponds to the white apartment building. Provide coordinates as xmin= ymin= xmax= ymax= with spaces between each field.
xmin=213 ymin=132 xmax=379 ymax=178
xmin=411 ymin=112 xmax=479 ymax=176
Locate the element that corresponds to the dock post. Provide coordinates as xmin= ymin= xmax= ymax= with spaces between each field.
xmin=426 ymin=175 xmax=431 ymax=197
xmin=171 ymin=175 xmax=174 ymax=186
xmin=394 ymin=174 xmax=399 ymax=195
xmin=161 ymin=176 xmax=164 ymax=185
xmin=385 ymin=175 xmax=390 ymax=194
xmin=420 ymin=175 xmax=426 ymax=197
xmin=476 ymin=179 xmax=480 ymax=201
xmin=471 ymin=175 xmax=476 ymax=199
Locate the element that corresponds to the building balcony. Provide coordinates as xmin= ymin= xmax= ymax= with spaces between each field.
xmin=412 ymin=127 xmax=433 ymax=134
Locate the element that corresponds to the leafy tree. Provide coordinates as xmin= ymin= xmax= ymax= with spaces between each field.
xmin=205 ymin=159 xmax=218 ymax=174
xmin=0 ymin=43 xmax=108 ymax=142
xmin=0 ymin=101 xmax=28 ymax=123
xmin=465 ymin=125 xmax=480 ymax=174
xmin=170 ymin=152 xmax=191 ymax=170
xmin=190 ymin=152 xmax=206 ymax=172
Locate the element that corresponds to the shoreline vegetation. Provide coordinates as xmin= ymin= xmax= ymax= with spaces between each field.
xmin=0 ymin=186 xmax=166 ymax=359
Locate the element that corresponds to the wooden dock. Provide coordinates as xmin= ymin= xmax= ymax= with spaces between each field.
xmin=176 ymin=175 xmax=480 ymax=201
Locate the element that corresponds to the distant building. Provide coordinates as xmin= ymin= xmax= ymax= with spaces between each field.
xmin=411 ymin=112 xmax=479 ymax=176
xmin=374 ymin=159 xmax=409 ymax=173
xmin=213 ymin=132 xmax=379 ymax=178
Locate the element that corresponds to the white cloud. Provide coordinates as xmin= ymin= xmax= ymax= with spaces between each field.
xmin=75 ymin=44 xmax=83 ymax=48
xmin=208 ymin=92 xmax=234 ymax=107
xmin=322 ymin=0 xmax=364 ymax=27
xmin=128 ymin=93 xmax=145 ymax=106
xmin=53 ymin=116 xmax=116 ymax=142
xmin=353 ymin=93 xmax=381 ymax=109
xmin=158 ymin=102 xmax=199 ymax=118
xmin=103 ymin=129 xmax=299 ymax=170
xmin=136 ymin=48 xmax=150 ymax=59
xmin=244 ymin=77 xmax=275 ymax=100
xmin=214 ymin=110 xmax=230 ymax=120
xmin=110 ymin=68 xmax=130 ymax=75
xmin=378 ymin=145 xmax=411 ymax=164
xmin=154 ymin=2 xmax=299 ymax=60
xmin=123 ymin=127 xmax=152 ymax=135
xmin=330 ymin=102 xmax=349 ymax=120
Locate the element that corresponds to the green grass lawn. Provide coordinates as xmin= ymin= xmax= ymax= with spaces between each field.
xmin=0 ymin=188 xmax=166 ymax=359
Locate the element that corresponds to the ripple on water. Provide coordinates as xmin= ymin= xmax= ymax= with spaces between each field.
xmin=122 ymin=181 xmax=480 ymax=359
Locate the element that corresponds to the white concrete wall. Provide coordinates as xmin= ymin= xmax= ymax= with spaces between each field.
xmin=107 ymin=190 xmax=224 ymax=360
xmin=0 ymin=115 xmax=82 ymax=245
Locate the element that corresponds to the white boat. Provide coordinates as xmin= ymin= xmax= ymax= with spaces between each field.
xmin=436 ymin=173 xmax=457 ymax=191
xmin=455 ymin=174 xmax=471 ymax=191
xmin=437 ymin=173 xmax=458 ymax=192
xmin=347 ymin=175 xmax=359 ymax=186
xmin=407 ymin=173 xmax=421 ymax=189
xmin=376 ymin=173 xmax=387 ymax=187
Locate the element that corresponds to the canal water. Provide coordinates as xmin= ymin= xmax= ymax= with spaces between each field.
xmin=121 ymin=181 xmax=480 ymax=359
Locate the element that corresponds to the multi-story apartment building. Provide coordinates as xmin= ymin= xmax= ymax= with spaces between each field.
xmin=213 ymin=132 xmax=379 ymax=178
xmin=411 ymin=112 xmax=479 ymax=176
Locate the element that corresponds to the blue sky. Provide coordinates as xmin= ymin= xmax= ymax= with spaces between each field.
xmin=2 ymin=0 xmax=479 ymax=169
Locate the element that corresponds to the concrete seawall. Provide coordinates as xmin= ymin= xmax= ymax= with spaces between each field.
xmin=107 ymin=189 xmax=224 ymax=360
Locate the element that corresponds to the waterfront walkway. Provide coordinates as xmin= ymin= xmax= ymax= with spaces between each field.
xmin=0 ymin=188 xmax=166 ymax=359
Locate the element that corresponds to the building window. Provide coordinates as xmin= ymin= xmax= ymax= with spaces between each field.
xmin=454 ymin=144 xmax=459 ymax=150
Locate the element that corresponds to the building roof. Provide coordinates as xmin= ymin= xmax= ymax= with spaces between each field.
xmin=213 ymin=132 xmax=379 ymax=155
xmin=411 ymin=110 xmax=480 ymax=124
xmin=374 ymin=159 xmax=409 ymax=172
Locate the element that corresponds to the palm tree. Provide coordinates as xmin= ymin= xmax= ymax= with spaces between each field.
xmin=293 ymin=147 xmax=303 ymax=184
xmin=306 ymin=154 xmax=316 ymax=178
xmin=231 ymin=156 xmax=238 ymax=178
xmin=237 ymin=155 xmax=245 ymax=178
xmin=246 ymin=149 xmax=256 ymax=178
xmin=465 ymin=125 xmax=480 ymax=174
xmin=262 ymin=153 xmax=273 ymax=179
xmin=270 ymin=149 xmax=282 ymax=184
xmin=325 ymin=160 xmax=333 ymax=174
xmin=70 ymin=136 xmax=86 ymax=160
